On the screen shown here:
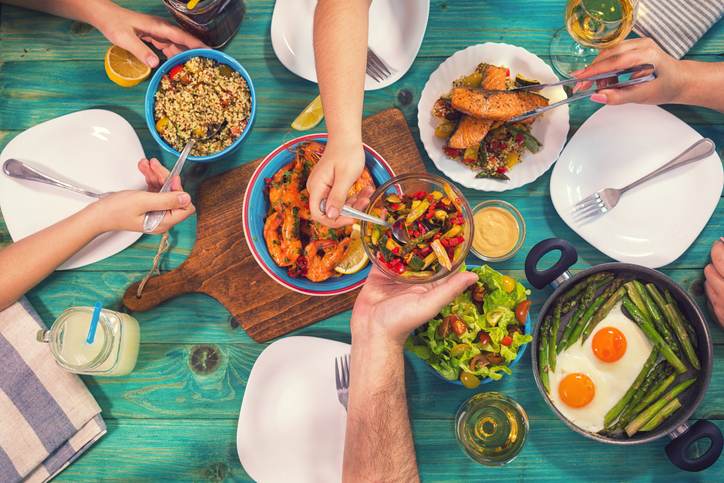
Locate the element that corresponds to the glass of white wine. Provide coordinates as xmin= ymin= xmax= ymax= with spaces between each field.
xmin=550 ymin=0 xmax=638 ymax=78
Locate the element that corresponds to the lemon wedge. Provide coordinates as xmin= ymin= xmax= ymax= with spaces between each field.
xmin=104 ymin=45 xmax=151 ymax=88
xmin=291 ymin=95 xmax=324 ymax=131
xmin=335 ymin=224 xmax=369 ymax=275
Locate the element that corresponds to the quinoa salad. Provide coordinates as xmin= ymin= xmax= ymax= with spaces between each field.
xmin=154 ymin=57 xmax=251 ymax=156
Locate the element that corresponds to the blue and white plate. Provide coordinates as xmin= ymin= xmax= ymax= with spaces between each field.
xmin=242 ymin=134 xmax=395 ymax=296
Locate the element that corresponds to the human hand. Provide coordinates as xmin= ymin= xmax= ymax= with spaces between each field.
xmin=88 ymin=157 xmax=196 ymax=234
xmin=92 ymin=0 xmax=206 ymax=68
xmin=307 ymin=140 xmax=369 ymax=228
xmin=573 ymin=38 xmax=684 ymax=106
xmin=704 ymin=239 xmax=724 ymax=328
xmin=351 ymin=267 xmax=478 ymax=350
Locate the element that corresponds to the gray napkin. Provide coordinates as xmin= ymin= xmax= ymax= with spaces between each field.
xmin=0 ymin=299 xmax=106 ymax=483
xmin=634 ymin=0 xmax=724 ymax=58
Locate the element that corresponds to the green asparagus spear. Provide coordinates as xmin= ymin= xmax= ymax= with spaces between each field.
xmin=582 ymin=278 xmax=626 ymax=341
xmin=615 ymin=361 xmax=668 ymax=429
xmin=631 ymin=371 xmax=676 ymax=416
xmin=663 ymin=303 xmax=700 ymax=370
xmin=622 ymin=297 xmax=687 ymax=374
xmin=663 ymin=288 xmax=698 ymax=348
xmin=635 ymin=281 xmax=679 ymax=354
xmin=625 ymin=281 xmax=652 ymax=321
xmin=625 ymin=378 xmax=696 ymax=437
xmin=549 ymin=303 xmax=561 ymax=372
xmin=566 ymin=292 xmax=608 ymax=350
xmin=603 ymin=349 xmax=659 ymax=429
xmin=558 ymin=279 xmax=610 ymax=353
xmin=559 ymin=272 xmax=613 ymax=303
xmin=539 ymin=316 xmax=551 ymax=393
xmin=640 ymin=398 xmax=683 ymax=432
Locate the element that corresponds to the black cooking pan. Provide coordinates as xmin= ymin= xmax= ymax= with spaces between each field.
xmin=525 ymin=238 xmax=722 ymax=472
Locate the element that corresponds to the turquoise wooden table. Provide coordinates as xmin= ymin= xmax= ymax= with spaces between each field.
xmin=1 ymin=1 xmax=723 ymax=480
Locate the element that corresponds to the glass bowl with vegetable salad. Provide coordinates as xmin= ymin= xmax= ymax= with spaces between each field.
xmin=405 ymin=265 xmax=533 ymax=388
xmin=361 ymin=173 xmax=473 ymax=284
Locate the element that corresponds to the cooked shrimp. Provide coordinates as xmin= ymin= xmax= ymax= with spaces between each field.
xmin=347 ymin=167 xmax=375 ymax=199
xmin=305 ymin=238 xmax=351 ymax=282
xmin=263 ymin=210 xmax=301 ymax=267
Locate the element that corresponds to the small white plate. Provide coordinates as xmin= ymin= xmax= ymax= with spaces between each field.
xmin=270 ymin=0 xmax=429 ymax=91
xmin=0 ymin=110 xmax=146 ymax=270
xmin=550 ymin=104 xmax=723 ymax=268
xmin=418 ymin=43 xmax=570 ymax=192
xmin=237 ymin=336 xmax=349 ymax=483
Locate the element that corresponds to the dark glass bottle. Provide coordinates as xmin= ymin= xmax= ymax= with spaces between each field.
xmin=163 ymin=0 xmax=245 ymax=49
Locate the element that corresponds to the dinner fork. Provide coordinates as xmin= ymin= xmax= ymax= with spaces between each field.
xmin=571 ymin=138 xmax=716 ymax=222
xmin=334 ymin=354 xmax=350 ymax=410
xmin=366 ymin=48 xmax=392 ymax=83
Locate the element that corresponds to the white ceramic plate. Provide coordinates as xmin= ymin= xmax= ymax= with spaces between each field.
xmin=0 ymin=110 xmax=146 ymax=270
xmin=550 ymin=104 xmax=723 ymax=268
xmin=270 ymin=0 xmax=429 ymax=91
xmin=237 ymin=336 xmax=349 ymax=483
xmin=418 ymin=43 xmax=570 ymax=192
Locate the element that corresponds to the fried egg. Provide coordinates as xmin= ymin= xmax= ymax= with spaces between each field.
xmin=548 ymin=302 xmax=653 ymax=433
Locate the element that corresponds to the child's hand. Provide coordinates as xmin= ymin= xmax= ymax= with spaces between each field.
xmin=93 ymin=1 xmax=206 ymax=68
xmin=89 ymin=157 xmax=196 ymax=234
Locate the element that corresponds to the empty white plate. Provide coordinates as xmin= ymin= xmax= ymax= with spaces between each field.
xmin=418 ymin=43 xmax=570 ymax=191
xmin=237 ymin=336 xmax=349 ymax=483
xmin=0 ymin=109 xmax=146 ymax=269
xmin=550 ymin=104 xmax=723 ymax=268
xmin=270 ymin=0 xmax=429 ymax=90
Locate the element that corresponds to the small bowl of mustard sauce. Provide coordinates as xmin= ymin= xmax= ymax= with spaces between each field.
xmin=471 ymin=200 xmax=525 ymax=262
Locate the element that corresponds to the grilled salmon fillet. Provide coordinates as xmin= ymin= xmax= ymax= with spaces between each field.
xmin=448 ymin=64 xmax=508 ymax=149
xmin=451 ymin=87 xmax=548 ymax=121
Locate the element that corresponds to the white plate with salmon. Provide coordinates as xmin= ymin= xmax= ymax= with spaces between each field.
xmin=418 ymin=43 xmax=570 ymax=192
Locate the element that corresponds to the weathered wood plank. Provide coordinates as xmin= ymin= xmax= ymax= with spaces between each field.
xmin=78 ymin=341 xmax=724 ymax=422
xmin=53 ymin=418 xmax=724 ymax=481
xmin=2 ymin=0 xmax=723 ymax=62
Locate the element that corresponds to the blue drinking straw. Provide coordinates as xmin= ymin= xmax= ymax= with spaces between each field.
xmin=86 ymin=302 xmax=103 ymax=344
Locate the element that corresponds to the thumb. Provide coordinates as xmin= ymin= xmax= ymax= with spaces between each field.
xmin=120 ymin=33 xmax=159 ymax=68
xmin=405 ymin=271 xmax=478 ymax=332
xmin=324 ymin=174 xmax=356 ymax=220
xmin=138 ymin=191 xmax=191 ymax=211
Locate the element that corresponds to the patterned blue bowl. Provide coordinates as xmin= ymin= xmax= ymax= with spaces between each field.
xmin=421 ymin=264 xmax=533 ymax=386
xmin=144 ymin=48 xmax=256 ymax=163
xmin=242 ymin=134 xmax=395 ymax=296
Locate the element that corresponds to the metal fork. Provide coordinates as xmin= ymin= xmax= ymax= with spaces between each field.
xmin=366 ymin=48 xmax=392 ymax=83
xmin=334 ymin=354 xmax=350 ymax=410
xmin=572 ymin=138 xmax=716 ymax=222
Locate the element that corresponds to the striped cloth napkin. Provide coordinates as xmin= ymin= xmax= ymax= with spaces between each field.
xmin=634 ymin=0 xmax=724 ymax=58
xmin=0 ymin=299 xmax=106 ymax=483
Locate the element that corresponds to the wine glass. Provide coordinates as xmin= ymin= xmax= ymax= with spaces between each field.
xmin=550 ymin=0 xmax=639 ymax=78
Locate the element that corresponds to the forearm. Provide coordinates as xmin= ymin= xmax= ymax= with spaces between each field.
xmin=344 ymin=340 xmax=419 ymax=483
xmin=313 ymin=0 xmax=370 ymax=149
xmin=0 ymin=205 xmax=103 ymax=310
xmin=676 ymin=60 xmax=724 ymax=112
xmin=2 ymin=0 xmax=117 ymax=29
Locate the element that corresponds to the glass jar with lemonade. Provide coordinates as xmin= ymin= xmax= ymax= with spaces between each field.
xmin=37 ymin=307 xmax=140 ymax=376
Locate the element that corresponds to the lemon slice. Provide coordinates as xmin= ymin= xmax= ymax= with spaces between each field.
xmin=291 ymin=95 xmax=324 ymax=131
xmin=335 ymin=224 xmax=369 ymax=275
xmin=104 ymin=45 xmax=151 ymax=88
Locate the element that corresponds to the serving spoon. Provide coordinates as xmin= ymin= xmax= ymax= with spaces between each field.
xmin=319 ymin=199 xmax=410 ymax=244
xmin=142 ymin=120 xmax=227 ymax=233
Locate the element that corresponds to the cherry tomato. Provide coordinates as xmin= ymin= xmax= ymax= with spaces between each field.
xmin=168 ymin=64 xmax=185 ymax=80
xmin=445 ymin=315 xmax=467 ymax=336
xmin=478 ymin=332 xmax=491 ymax=345
xmin=460 ymin=371 xmax=480 ymax=389
xmin=515 ymin=300 xmax=532 ymax=324
xmin=500 ymin=275 xmax=516 ymax=293
xmin=451 ymin=343 xmax=468 ymax=358
xmin=501 ymin=335 xmax=513 ymax=346
xmin=469 ymin=354 xmax=489 ymax=371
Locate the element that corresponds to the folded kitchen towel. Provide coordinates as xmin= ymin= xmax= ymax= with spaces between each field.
xmin=634 ymin=0 xmax=724 ymax=58
xmin=0 ymin=299 xmax=106 ymax=483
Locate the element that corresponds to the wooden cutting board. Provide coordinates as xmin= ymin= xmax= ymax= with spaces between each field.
xmin=122 ymin=108 xmax=426 ymax=342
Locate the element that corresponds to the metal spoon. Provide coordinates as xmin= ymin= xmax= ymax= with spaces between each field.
xmin=319 ymin=199 xmax=410 ymax=244
xmin=2 ymin=158 xmax=107 ymax=198
xmin=142 ymin=120 xmax=227 ymax=233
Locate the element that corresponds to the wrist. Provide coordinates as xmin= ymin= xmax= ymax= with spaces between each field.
xmin=86 ymin=0 xmax=123 ymax=33
xmin=80 ymin=200 xmax=113 ymax=235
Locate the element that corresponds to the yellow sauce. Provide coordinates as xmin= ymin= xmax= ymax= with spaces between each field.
xmin=473 ymin=207 xmax=519 ymax=258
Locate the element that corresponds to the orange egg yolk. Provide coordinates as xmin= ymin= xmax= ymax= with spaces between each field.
xmin=592 ymin=326 xmax=627 ymax=362
xmin=558 ymin=373 xmax=595 ymax=408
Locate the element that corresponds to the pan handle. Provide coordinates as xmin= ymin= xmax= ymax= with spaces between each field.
xmin=524 ymin=238 xmax=578 ymax=289
xmin=666 ymin=420 xmax=723 ymax=472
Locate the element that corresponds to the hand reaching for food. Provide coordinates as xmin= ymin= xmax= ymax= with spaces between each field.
xmin=704 ymin=239 xmax=724 ymax=328
xmin=306 ymin=140 xmax=369 ymax=228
